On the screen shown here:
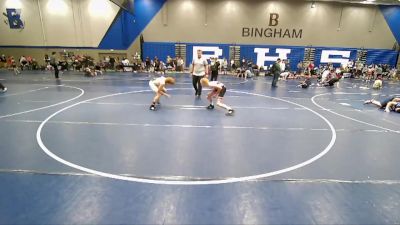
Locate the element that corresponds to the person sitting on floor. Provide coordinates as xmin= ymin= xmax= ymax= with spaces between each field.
xmin=319 ymin=68 xmax=331 ymax=84
xmin=84 ymin=67 xmax=96 ymax=77
xmin=320 ymin=70 xmax=339 ymax=87
xmin=242 ymin=69 xmax=254 ymax=80
xmin=372 ymin=76 xmax=383 ymax=89
xmin=297 ymin=75 xmax=312 ymax=88
xmin=94 ymin=65 xmax=103 ymax=76
xmin=280 ymin=71 xmax=296 ymax=80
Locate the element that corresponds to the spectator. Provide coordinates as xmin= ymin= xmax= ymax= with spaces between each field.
xmin=145 ymin=57 xmax=151 ymax=71
xmin=373 ymin=76 xmax=383 ymax=89
xmin=31 ymin=58 xmax=38 ymax=70
xmin=49 ymin=52 xmax=59 ymax=79
xmin=230 ymin=59 xmax=236 ymax=71
xmin=210 ymin=57 xmax=220 ymax=81
xmin=10 ymin=57 xmax=20 ymax=75
xmin=222 ymin=58 xmax=228 ymax=75
xmin=280 ymin=59 xmax=286 ymax=72
xmin=109 ymin=56 xmax=116 ymax=70
xmin=297 ymin=75 xmax=312 ymax=88
xmin=177 ymin=57 xmax=184 ymax=72
xmin=0 ymin=54 xmax=6 ymax=68
xmin=297 ymin=61 xmax=303 ymax=75
xmin=271 ymin=58 xmax=281 ymax=88
xmin=19 ymin=56 xmax=27 ymax=70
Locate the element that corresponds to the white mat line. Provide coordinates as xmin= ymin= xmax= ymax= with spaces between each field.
xmin=1 ymin=119 xmax=331 ymax=131
xmin=0 ymin=86 xmax=84 ymax=119
xmin=0 ymin=86 xmax=49 ymax=98
xmin=80 ymin=102 xmax=382 ymax=112
xmin=2 ymin=119 xmax=390 ymax=133
xmin=3 ymin=170 xmax=400 ymax=184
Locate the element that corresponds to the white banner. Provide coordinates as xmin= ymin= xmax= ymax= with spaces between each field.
xmin=254 ymin=48 xmax=291 ymax=67
xmin=193 ymin=46 xmax=223 ymax=61
xmin=320 ymin=50 xmax=351 ymax=65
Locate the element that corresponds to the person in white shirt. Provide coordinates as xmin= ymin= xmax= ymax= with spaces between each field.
xmin=149 ymin=76 xmax=176 ymax=111
xmin=320 ymin=69 xmax=330 ymax=84
xmin=230 ymin=59 xmax=236 ymax=72
xmin=177 ymin=57 xmax=184 ymax=72
xmin=280 ymin=71 xmax=292 ymax=80
xmin=280 ymin=60 xmax=286 ymax=72
xmin=122 ymin=58 xmax=130 ymax=66
xmin=347 ymin=60 xmax=354 ymax=69
xmin=191 ymin=50 xmax=208 ymax=97
xmin=222 ymin=58 xmax=228 ymax=75
xmin=19 ymin=56 xmax=27 ymax=70
xmin=200 ymin=78 xmax=234 ymax=116
xmin=373 ymin=78 xmax=383 ymax=89
xmin=389 ymin=68 xmax=397 ymax=79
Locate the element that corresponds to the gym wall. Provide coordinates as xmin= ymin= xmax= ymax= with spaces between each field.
xmin=142 ymin=0 xmax=397 ymax=49
xmin=0 ymin=0 xmax=399 ymax=67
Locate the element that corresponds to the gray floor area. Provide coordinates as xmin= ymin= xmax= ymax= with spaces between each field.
xmin=0 ymin=70 xmax=399 ymax=224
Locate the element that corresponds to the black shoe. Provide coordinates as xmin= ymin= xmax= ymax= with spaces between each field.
xmin=207 ymin=104 xmax=214 ymax=110
xmin=149 ymin=105 xmax=156 ymax=111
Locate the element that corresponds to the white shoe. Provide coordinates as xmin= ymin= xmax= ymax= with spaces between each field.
xmin=1 ymin=87 xmax=7 ymax=92
xmin=364 ymin=100 xmax=372 ymax=104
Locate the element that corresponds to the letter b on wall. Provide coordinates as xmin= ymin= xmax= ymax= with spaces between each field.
xmin=269 ymin=13 xmax=279 ymax=26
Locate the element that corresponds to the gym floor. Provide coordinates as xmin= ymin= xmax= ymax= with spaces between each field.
xmin=0 ymin=70 xmax=399 ymax=224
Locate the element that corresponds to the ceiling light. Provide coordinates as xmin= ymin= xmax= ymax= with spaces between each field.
xmin=47 ymin=0 xmax=68 ymax=15
xmin=5 ymin=0 xmax=22 ymax=8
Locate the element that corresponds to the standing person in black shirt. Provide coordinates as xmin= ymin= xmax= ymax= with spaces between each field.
xmin=210 ymin=57 xmax=220 ymax=81
xmin=271 ymin=58 xmax=281 ymax=88
xmin=0 ymin=54 xmax=6 ymax=68
xmin=50 ymin=52 xmax=59 ymax=79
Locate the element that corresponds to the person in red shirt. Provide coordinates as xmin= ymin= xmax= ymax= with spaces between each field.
xmin=308 ymin=62 xmax=315 ymax=75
